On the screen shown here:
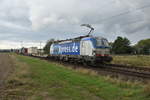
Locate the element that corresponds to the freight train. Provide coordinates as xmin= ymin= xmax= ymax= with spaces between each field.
xmin=48 ymin=35 xmax=112 ymax=64
xmin=16 ymin=47 xmax=38 ymax=56
xmin=16 ymin=24 xmax=112 ymax=64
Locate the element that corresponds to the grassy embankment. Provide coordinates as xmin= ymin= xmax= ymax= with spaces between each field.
xmin=111 ymin=55 xmax=150 ymax=67
xmin=5 ymin=54 xmax=150 ymax=100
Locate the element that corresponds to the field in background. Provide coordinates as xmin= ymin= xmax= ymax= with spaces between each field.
xmin=2 ymin=54 xmax=150 ymax=100
xmin=111 ymin=55 xmax=150 ymax=67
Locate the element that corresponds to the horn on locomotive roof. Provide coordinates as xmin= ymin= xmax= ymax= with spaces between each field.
xmin=81 ymin=24 xmax=94 ymax=35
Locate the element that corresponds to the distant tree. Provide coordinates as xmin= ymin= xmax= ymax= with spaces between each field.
xmin=109 ymin=42 xmax=113 ymax=53
xmin=109 ymin=42 xmax=113 ymax=47
xmin=135 ymin=39 xmax=150 ymax=54
xmin=43 ymin=39 xmax=55 ymax=54
xmin=112 ymin=36 xmax=133 ymax=54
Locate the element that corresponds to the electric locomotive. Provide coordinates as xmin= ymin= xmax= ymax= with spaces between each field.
xmin=49 ymin=24 xmax=112 ymax=64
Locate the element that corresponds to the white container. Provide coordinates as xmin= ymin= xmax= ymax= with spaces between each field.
xmin=28 ymin=47 xmax=38 ymax=55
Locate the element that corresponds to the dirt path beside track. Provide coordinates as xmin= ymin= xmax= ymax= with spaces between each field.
xmin=0 ymin=53 xmax=14 ymax=88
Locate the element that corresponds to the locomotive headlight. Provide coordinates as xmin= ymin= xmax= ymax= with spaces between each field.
xmin=92 ymin=50 xmax=96 ymax=55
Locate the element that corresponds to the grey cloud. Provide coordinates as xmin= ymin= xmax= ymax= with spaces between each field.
xmin=0 ymin=0 xmax=150 ymax=49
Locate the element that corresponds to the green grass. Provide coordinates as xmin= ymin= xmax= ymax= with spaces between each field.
xmin=6 ymin=54 xmax=150 ymax=100
xmin=111 ymin=55 xmax=150 ymax=67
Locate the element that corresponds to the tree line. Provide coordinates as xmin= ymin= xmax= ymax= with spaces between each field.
xmin=44 ymin=37 xmax=150 ymax=55
xmin=110 ymin=37 xmax=150 ymax=55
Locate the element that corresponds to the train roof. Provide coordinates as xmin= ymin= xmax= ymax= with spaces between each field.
xmin=53 ymin=35 xmax=89 ymax=43
xmin=53 ymin=35 xmax=105 ymax=44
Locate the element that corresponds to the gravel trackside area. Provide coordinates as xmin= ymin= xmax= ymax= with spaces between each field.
xmin=0 ymin=53 xmax=14 ymax=87
xmin=0 ymin=53 xmax=16 ymax=99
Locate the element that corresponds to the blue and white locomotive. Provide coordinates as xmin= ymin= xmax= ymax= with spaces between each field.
xmin=49 ymin=35 xmax=112 ymax=64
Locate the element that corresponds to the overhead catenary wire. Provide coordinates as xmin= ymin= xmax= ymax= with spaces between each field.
xmin=99 ymin=3 xmax=150 ymax=23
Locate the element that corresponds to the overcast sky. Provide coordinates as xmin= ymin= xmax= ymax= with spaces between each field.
xmin=0 ymin=0 xmax=150 ymax=49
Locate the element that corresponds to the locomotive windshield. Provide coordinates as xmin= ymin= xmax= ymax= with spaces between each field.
xmin=96 ymin=38 xmax=109 ymax=46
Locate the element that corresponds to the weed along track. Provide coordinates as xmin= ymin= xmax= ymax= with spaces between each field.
xmin=100 ymin=64 xmax=150 ymax=79
xmin=31 ymin=55 xmax=150 ymax=81
xmin=106 ymin=64 xmax=150 ymax=72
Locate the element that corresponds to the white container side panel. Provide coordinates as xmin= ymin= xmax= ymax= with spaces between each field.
xmin=80 ymin=40 xmax=94 ymax=56
xmin=28 ymin=47 xmax=38 ymax=54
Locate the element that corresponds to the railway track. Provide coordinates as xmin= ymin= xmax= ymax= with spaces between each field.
xmin=31 ymin=55 xmax=150 ymax=80
xmin=99 ymin=64 xmax=150 ymax=79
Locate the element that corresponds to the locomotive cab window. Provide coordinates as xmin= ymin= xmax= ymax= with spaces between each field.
xmin=96 ymin=39 xmax=109 ymax=46
xmin=102 ymin=39 xmax=109 ymax=46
